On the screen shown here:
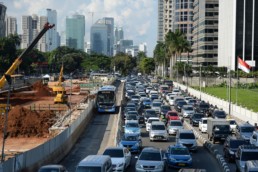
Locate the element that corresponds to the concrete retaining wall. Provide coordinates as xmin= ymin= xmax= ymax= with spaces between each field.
xmin=174 ymin=82 xmax=258 ymax=125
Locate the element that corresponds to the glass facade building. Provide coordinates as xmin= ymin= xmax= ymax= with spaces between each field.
xmin=0 ymin=3 xmax=6 ymax=38
xmin=66 ymin=14 xmax=85 ymax=51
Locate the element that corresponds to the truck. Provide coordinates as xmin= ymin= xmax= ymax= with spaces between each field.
xmin=207 ymin=118 xmax=231 ymax=144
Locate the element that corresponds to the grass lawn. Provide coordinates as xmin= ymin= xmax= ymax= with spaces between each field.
xmin=200 ymin=87 xmax=258 ymax=112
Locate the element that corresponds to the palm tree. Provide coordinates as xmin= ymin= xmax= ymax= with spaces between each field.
xmin=165 ymin=30 xmax=191 ymax=79
xmin=153 ymin=42 xmax=166 ymax=77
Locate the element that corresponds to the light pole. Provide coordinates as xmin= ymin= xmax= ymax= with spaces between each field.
xmin=1 ymin=75 xmax=12 ymax=162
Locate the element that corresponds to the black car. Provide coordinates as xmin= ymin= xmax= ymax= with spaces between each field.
xmin=212 ymin=110 xmax=227 ymax=119
xmin=223 ymin=136 xmax=250 ymax=162
xmin=190 ymin=113 xmax=205 ymax=126
xmin=160 ymin=105 xmax=171 ymax=116
xmin=143 ymin=109 xmax=157 ymax=123
xmin=174 ymin=100 xmax=187 ymax=112
xmin=194 ymin=102 xmax=210 ymax=115
xmin=138 ymin=116 xmax=145 ymax=127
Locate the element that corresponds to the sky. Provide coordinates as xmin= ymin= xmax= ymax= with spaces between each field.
xmin=1 ymin=0 xmax=158 ymax=57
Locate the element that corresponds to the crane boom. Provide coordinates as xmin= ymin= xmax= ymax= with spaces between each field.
xmin=0 ymin=22 xmax=55 ymax=89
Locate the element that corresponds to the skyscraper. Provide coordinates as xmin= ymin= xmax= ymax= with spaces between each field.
xmin=114 ymin=27 xmax=124 ymax=44
xmin=90 ymin=17 xmax=114 ymax=56
xmin=5 ymin=16 xmax=17 ymax=36
xmin=157 ymin=0 xmax=164 ymax=42
xmin=66 ymin=14 xmax=85 ymax=50
xmin=218 ymin=0 xmax=258 ymax=70
xmin=21 ymin=16 xmax=32 ymax=49
xmin=191 ymin=0 xmax=219 ymax=66
xmin=45 ymin=9 xmax=58 ymax=51
xmin=0 ymin=3 xmax=7 ymax=38
xmin=163 ymin=0 xmax=175 ymax=41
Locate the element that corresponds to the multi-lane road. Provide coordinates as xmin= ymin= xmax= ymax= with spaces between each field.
xmin=59 ymin=82 xmax=226 ymax=172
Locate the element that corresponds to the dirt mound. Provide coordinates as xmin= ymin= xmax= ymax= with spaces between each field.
xmin=32 ymin=81 xmax=53 ymax=96
xmin=0 ymin=106 xmax=57 ymax=138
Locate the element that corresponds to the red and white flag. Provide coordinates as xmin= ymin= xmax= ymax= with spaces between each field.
xmin=238 ymin=57 xmax=251 ymax=73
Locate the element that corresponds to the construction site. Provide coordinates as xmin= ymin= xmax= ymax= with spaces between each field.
xmin=0 ymin=23 xmax=105 ymax=162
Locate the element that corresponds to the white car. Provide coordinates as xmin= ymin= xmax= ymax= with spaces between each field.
xmin=227 ymin=119 xmax=237 ymax=133
xmin=165 ymin=93 xmax=173 ymax=102
xmin=146 ymin=117 xmax=160 ymax=132
xmin=199 ymin=118 xmax=208 ymax=133
xmin=103 ymin=147 xmax=131 ymax=172
xmin=168 ymin=95 xmax=175 ymax=106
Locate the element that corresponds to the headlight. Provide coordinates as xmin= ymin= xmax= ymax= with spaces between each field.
xmin=156 ymin=164 xmax=163 ymax=169
xmin=118 ymin=163 xmax=124 ymax=167
xmin=136 ymin=163 xmax=142 ymax=169
xmin=188 ymin=157 xmax=192 ymax=162
xmin=169 ymin=157 xmax=176 ymax=161
xmin=150 ymin=132 xmax=155 ymax=137
xmin=229 ymin=150 xmax=234 ymax=155
xmin=134 ymin=142 xmax=139 ymax=147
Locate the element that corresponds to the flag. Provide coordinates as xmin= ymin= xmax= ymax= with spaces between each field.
xmin=238 ymin=57 xmax=251 ymax=73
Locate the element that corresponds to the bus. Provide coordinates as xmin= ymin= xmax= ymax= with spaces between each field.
xmin=96 ymin=85 xmax=116 ymax=113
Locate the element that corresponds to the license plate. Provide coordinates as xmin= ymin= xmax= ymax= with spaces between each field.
xmin=178 ymin=163 xmax=185 ymax=166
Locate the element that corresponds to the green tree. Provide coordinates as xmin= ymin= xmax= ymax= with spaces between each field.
xmin=153 ymin=42 xmax=167 ymax=77
xmin=139 ymin=57 xmax=155 ymax=75
xmin=111 ymin=53 xmax=136 ymax=76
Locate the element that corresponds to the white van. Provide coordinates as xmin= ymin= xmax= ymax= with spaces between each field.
xmin=75 ymin=155 xmax=112 ymax=172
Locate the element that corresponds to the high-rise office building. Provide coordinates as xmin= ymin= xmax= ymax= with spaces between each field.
xmin=90 ymin=17 xmax=114 ymax=56
xmin=218 ymin=0 xmax=258 ymax=70
xmin=191 ymin=0 xmax=219 ymax=66
xmin=163 ymin=0 xmax=175 ymax=40
xmin=45 ymin=9 xmax=58 ymax=51
xmin=0 ymin=3 xmax=7 ymax=38
xmin=139 ymin=42 xmax=147 ymax=55
xmin=66 ymin=14 xmax=85 ymax=51
xmin=21 ymin=16 xmax=32 ymax=49
xmin=157 ymin=0 xmax=164 ymax=42
xmin=5 ymin=16 xmax=17 ymax=36
xmin=114 ymin=27 xmax=124 ymax=44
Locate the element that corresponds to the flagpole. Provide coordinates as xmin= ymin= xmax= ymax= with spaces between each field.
xmin=236 ymin=68 xmax=239 ymax=106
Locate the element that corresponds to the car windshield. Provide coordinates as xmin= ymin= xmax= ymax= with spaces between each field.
xmin=184 ymin=107 xmax=193 ymax=110
xmin=127 ymin=115 xmax=137 ymax=120
xmin=139 ymin=152 xmax=161 ymax=161
xmin=177 ymin=101 xmax=187 ymax=106
xmin=202 ymin=119 xmax=207 ymax=124
xmin=123 ymin=135 xmax=138 ymax=141
xmin=168 ymin=112 xmax=178 ymax=117
xmin=189 ymin=99 xmax=197 ymax=103
xmin=200 ymin=104 xmax=209 ymax=108
xmin=152 ymin=125 xmax=165 ymax=130
xmin=103 ymin=149 xmax=123 ymax=158
xmin=76 ymin=166 xmax=101 ymax=172
xmin=152 ymin=103 xmax=161 ymax=107
xmin=230 ymin=140 xmax=250 ymax=148
xmin=148 ymin=119 xmax=159 ymax=123
xmin=38 ymin=169 xmax=60 ymax=172
xmin=144 ymin=99 xmax=151 ymax=103
xmin=146 ymin=110 xmax=156 ymax=115
xmin=240 ymin=126 xmax=255 ymax=132
xmin=162 ymin=106 xmax=171 ymax=110
xmin=180 ymin=133 xmax=195 ymax=139
xmin=171 ymin=148 xmax=189 ymax=155
xmin=229 ymin=120 xmax=236 ymax=125
xmin=170 ymin=121 xmax=182 ymax=126
xmin=241 ymin=152 xmax=258 ymax=161
xmin=126 ymin=123 xmax=138 ymax=128
xmin=128 ymin=111 xmax=138 ymax=115
xmin=215 ymin=111 xmax=226 ymax=117
xmin=193 ymin=114 xmax=205 ymax=118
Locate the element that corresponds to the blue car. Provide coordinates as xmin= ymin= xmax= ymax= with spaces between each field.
xmin=124 ymin=121 xmax=141 ymax=135
xmin=142 ymin=98 xmax=152 ymax=108
xmin=119 ymin=133 xmax=142 ymax=153
xmin=165 ymin=144 xmax=193 ymax=168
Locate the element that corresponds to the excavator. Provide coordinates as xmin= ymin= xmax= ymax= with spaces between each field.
xmin=52 ymin=64 xmax=68 ymax=104
xmin=0 ymin=22 xmax=55 ymax=113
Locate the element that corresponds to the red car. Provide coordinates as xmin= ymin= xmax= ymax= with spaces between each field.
xmin=166 ymin=111 xmax=180 ymax=121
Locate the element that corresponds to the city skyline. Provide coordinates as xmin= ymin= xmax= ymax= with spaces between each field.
xmin=1 ymin=0 xmax=157 ymax=57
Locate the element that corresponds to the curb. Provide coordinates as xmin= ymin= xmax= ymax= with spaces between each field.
xmin=184 ymin=121 xmax=230 ymax=172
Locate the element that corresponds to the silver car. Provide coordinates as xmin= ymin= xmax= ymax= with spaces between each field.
xmin=176 ymin=129 xmax=197 ymax=152
xmin=182 ymin=105 xmax=194 ymax=118
xmin=135 ymin=147 xmax=165 ymax=172
xmin=167 ymin=120 xmax=184 ymax=135
xmin=149 ymin=121 xmax=168 ymax=141
xmin=151 ymin=102 xmax=162 ymax=114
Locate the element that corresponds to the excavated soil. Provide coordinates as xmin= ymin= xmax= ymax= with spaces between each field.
xmin=0 ymin=105 xmax=57 ymax=138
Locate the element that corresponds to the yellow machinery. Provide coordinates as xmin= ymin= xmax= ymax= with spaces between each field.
xmin=0 ymin=22 xmax=55 ymax=113
xmin=52 ymin=65 xmax=68 ymax=104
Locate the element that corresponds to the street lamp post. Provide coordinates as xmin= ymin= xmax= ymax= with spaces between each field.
xmin=1 ymin=75 xmax=12 ymax=162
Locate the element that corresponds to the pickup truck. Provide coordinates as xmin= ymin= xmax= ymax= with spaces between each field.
xmin=207 ymin=118 xmax=231 ymax=143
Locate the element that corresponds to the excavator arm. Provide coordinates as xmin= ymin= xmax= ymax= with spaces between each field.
xmin=0 ymin=22 xmax=55 ymax=89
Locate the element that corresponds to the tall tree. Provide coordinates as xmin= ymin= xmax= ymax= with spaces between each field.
xmin=153 ymin=42 xmax=167 ymax=77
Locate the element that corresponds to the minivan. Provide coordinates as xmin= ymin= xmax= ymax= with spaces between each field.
xmin=75 ymin=155 xmax=112 ymax=172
